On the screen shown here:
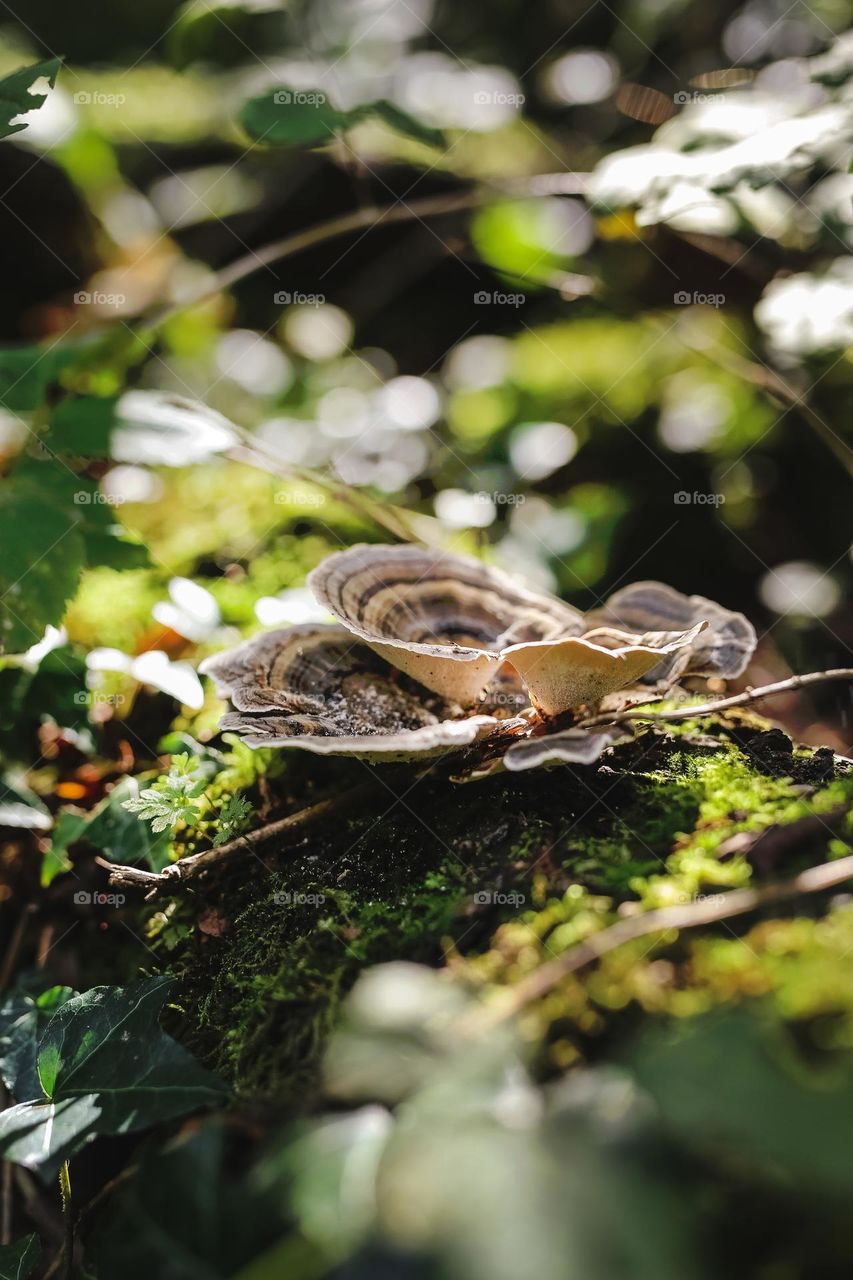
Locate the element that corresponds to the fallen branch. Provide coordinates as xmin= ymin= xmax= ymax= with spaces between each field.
xmin=100 ymin=780 xmax=378 ymax=898
xmin=579 ymin=667 xmax=853 ymax=730
xmin=471 ymin=847 xmax=853 ymax=1030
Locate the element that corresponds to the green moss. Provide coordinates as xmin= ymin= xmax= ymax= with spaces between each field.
xmin=185 ymin=875 xmax=468 ymax=1103
xmin=164 ymin=717 xmax=853 ymax=1102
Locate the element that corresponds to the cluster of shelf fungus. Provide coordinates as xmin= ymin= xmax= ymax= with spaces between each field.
xmin=200 ymin=544 xmax=757 ymax=775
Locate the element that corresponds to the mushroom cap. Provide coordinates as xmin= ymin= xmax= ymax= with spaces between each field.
xmin=503 ymin=622 xmax=706 ymax=718
xmin=199 ymin=623 xmax=499 ymax=760
xmin=504 ymin=724 xmax=628 ymax=771
xmin=217 ymin=710 xmax=498 ymax=759
xmin=308 ymin=543 xmax=584 ymax=705
xmin=585 ymin=581 xmax=756 ymax=679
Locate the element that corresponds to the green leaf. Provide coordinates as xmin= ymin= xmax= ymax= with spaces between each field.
xmin=212 ymin=792 xmax=253 ymax=846
xmin=0 ymin=338 xmax=96 ymax=414
xmin=370 ymin=100 xmax=445 ymax=148
xmin=0 ymin=977 xmax=227 ymax=1177
xmin=0 ymin=458 xmax=149 ymax=652
xmin=0 ymin=475 xmax=86 ymax=653
xmin=631 ymin=1012 xmax=853 ymax=1193
xmin=0 ymin=986 xmax=75 ymax=1099
xmin=239 ymin=87 xmax=354 ymax=146
xmin=50 ymin=777 xmax=172 ymax=879
xmin=0 ymin=1233 xmax=40 ymax=1280
xmin=0 ymin=777 xmax=51 ymax=831
xmin=239 ymin=89 xmax=445 ymax=150
xmin=45 ymin=394 xmax=118 ymax=457
xmin=167 ymin=0 xmax=288 ymax=72
xmin=88 ymin=1126 xmax=284 ymax=1279
xmin=0 ymin=58 xmax=61 ymax=141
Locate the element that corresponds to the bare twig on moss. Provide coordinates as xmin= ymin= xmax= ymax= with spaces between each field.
xmin=99 ymin=779 xmax=379 ymax=897
xmin=470 ymin=847 xmax=853 ymax=1030
xmin=579 ymin=667 xmax=853 ymax=731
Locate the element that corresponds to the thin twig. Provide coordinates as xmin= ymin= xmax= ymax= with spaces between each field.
xmin=470 ymin=850 xmax=853 ymax=1029
xmin=579 ymin=668 xmax=853 ymax=730
xmin=100 ymin=779 xmax=379 ymax=896
xmin=146 ymin=175 xmax=588 ymax=326
xmin=228 ymin=440 xmax=429 ymax=545
xmin=676 ymin=330 xmax=853 ymax=478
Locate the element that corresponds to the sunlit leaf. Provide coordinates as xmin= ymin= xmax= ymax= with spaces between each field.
xmin=0 ymin=57 xmax=61 ymax=140
xmin=0 ymin=977 xmax=228 ymax=1176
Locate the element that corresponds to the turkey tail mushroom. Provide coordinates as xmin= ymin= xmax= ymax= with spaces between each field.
xmin=308 ymin=543 xmax=584 ymax=705
xmin=200 ymin=623 xmax=499 ymax=760
xmin=584 ymin=582 xmax=756 ymax=679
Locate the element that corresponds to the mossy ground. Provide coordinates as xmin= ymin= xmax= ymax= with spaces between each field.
xmin=161 ymin=712 xmax=853 ymax=1105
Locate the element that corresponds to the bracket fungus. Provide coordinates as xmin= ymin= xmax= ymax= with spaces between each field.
xmin=200 ymin=544 xmax=757 ymax=772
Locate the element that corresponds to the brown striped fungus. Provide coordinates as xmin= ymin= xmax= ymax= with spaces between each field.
xmin=200 ymin=544 xmax=756 ymax=773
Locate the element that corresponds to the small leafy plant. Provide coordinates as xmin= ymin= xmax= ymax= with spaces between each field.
xmin=123 ymin=752 xmax=253 ymax=844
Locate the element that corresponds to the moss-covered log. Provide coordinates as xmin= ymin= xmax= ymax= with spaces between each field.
xmin=149 ymin=712 xmax=853 ymax=1106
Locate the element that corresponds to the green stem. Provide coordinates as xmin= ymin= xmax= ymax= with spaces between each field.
xmin=58 ymin=1161 xmax=73 ymax=1280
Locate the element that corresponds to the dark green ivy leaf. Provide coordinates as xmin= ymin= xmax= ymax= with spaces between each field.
xmin=0 ymin=58 xmax=62 ymax=141
xmin=0 ymin=977 xmax=228 ymax=1177
xmin=0 ymin=986 xmax=75 ymax=1100
xmin=88 ymin=1126 xmax=285 ymax=1279
xmin=239 ymin=87 xmax=355 ymax=146
xmin=0 ymin=1233 xmax=40 ymax=1280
